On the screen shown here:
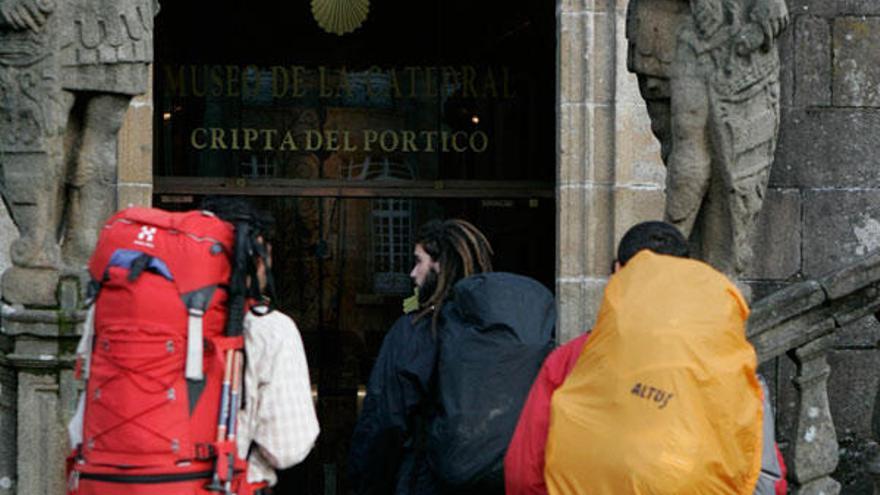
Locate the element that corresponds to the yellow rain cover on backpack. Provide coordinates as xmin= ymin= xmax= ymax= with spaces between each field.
xmin=545 ymin=251 xmax=763 ymax=495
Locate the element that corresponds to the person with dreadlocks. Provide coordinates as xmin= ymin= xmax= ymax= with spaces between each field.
xmin=349 ymin=219 xmax=555 ymax=495
xmin=200 ymin=197 xmax=320 ymax=490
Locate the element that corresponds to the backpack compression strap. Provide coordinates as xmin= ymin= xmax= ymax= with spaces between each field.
xmin=182 ymin=286 xmax=218 ymax=381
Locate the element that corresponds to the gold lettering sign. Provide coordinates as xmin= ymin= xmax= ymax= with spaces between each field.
xmin=163 ymin=65 xmax=516 ymax=99
xmin=189 ymin=128 xmax=490 ymax=153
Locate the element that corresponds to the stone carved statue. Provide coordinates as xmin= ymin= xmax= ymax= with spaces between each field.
xmin=0 ymin=0 xmax=156 ymax=306
xmin=627 ymin=0 xmax=789 ymax=278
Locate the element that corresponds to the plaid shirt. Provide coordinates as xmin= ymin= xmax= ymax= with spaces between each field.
xmin=237 ymin=310 xmax=320 ymax=485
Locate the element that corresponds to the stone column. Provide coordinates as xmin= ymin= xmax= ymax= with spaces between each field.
xmin=788 ymin=334 xmax=841 ymax=495
xmin=556 ymin=0 xmax=665 ymax=342
xmin=1 ymin=278 xmax=83 ymax=495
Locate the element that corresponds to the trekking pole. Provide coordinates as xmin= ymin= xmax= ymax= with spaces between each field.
xmin=224 ymin=350 xmax=244 ymax=494
xmin=205 ymin=349 xmax=235 ymax=492
xmin=207 ymin=220 xmax=250 ymax=494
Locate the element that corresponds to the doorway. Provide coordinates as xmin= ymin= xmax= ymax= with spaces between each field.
xmin=153 ymin=1 xmax=555 ymax=492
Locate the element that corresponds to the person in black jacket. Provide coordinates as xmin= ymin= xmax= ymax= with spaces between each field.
xmin=348 ymin=219 xmax=493 ymax=495
xmin=348 ymin=219 xmax=555 ymax=495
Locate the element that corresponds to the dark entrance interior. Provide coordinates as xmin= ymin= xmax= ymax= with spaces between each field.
xmin=153 ymin=1 xmax=555 ymax=493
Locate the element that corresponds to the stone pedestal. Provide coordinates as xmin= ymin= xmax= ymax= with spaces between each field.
xmin=1 ymin=268 xmax=62 ymax=308
xmin=0 ymin=280 xmax=84 ymax=495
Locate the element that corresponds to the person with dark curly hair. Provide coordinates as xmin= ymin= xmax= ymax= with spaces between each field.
xmin=350 ymin=219 xmax=554 ymax=495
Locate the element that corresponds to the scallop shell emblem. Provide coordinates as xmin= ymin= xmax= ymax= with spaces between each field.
xmin=311 ymin=0 xmax=370 ymax=36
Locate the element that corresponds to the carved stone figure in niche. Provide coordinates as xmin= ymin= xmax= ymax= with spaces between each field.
xmin=0 ymin=0 xmax=156 ymax=305
xmin=626 ymin=0 xmax=788 ymax=278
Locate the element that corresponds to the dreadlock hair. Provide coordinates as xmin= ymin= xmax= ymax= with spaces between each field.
xmin=413 ymin=219 xmax=494 ymax=329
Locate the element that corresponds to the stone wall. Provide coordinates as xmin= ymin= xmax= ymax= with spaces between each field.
xmin=557 ymin=1 xmax=880 ymax=492
xmin=556 ymin=0 xmax=666 ymax=344
xmin=746 ymin=2 xmax=880 ymax=493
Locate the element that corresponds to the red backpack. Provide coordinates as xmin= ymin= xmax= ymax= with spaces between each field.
xmin=68 ymin=207 xmax=262 ymax=495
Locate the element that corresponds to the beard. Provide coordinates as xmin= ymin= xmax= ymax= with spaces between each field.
xmin=417 ymin=268 xmax=439 ymax=305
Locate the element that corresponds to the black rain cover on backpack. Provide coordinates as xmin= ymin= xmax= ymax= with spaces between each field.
xmin=428 ymin=272 xmax=555 ymax=493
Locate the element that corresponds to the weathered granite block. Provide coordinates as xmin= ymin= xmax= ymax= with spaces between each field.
xmin=786 ymin=0 xmax=880 ymax=17
xmin=560 ymin=12 xmax=589 ymax=105
xmin=593 ymin=104 xmax=616 ymax=184
xmin=834 ymin=314 xmax=880 ymax=349
xmin=611 ymin=102 xmax=665 ymax=186
xmin=561 ymin=0 xmax=597 ymax=14
xmin=773 ymin=109 xmax=880 ymax=188
xmin=803 ymin=190 xmax=880 ymax=277
xmin=749 ymin=281 xmax=790 ymax=303
xmin=580 ymin=278 xmax=607 ymax=336
xmin=559 ymin=187 xmax=588 ymax=278
xmin=559 ymin=103 xmax=588 ymax=185
xmin=0 ymin=202 xmax=14 ymax=303
xmin=825 ymin=349 xmax=880 ymax=494
xmin=612 ymin=186 xmax=665 ymax=249
xmin=583 ymin=186 xmax=615 ymax=276
xmin=745 ymin=188 xmax=801 ymax=280
xmin=832 ymin=432 xmax=876 ymax=495
xmin=117 ymin=183 xmax=152 ymax=209
xmin=17 ymin=373 xmax=66 ymax=495
xmin=615 ymin=10 xmax=640 ymax=98
xmin=778 ymin=19 xmax=795 ymax=110
xmin=818 ymin=250 xmax=880 ymax=302
xmin=557 ymin=280 xmax=587 ymax=344
xmin=117 ymin=102 xmax=154 ymax=184
xmin=593 ymin=11 xmax=616 ymax=105
xmin=0 ymin=267 xmax=60 ymax=308
xmin=793 ymin=15 xmax=832 ymax=107
xmin=777 ymin=354 xmax=799 ymax=446
xmin=833 ymin=17 xmax=880 ymax=108
xmin=826 ymin=349 xmax=880 ymax=438
xmin=0 ymin=365 xmax=15 ymax=495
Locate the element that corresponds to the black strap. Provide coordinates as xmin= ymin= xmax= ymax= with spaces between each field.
xmin=127 ymin=253 xmax=154 ymax=282
xmin=84 ymin=278 xmax=103 ymax=307
xmin=225 ymin=221 xmax=251 ymax=338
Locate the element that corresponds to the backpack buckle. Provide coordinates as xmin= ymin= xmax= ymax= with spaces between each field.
xmin=195 ymin=443 xmax=216 ymax=460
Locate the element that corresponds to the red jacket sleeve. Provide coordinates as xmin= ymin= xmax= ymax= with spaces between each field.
xmin=504 ymin=333 xmax=590 ymax=495
xmin=775 ymin=445 xmax=788 ymax=495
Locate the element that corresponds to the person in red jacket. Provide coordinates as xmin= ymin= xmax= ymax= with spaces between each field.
xmin=503 ymin=221 xmax=788 ymax=495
